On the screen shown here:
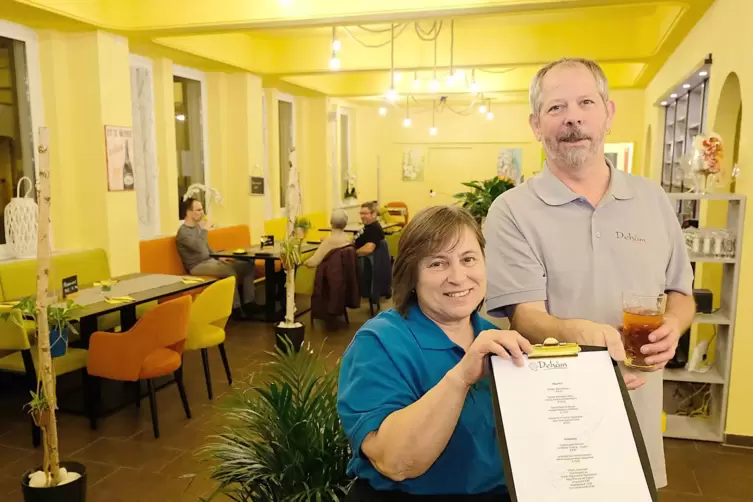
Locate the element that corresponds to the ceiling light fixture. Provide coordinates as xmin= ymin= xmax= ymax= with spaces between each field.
xmin=486 ymin=100 xmax=494 ymax=120
xmin=378 ymin=106 xmax=387 ymax=116
xmin=332 ymin=27 xmax=341 ymax=52
xmin=479 ymin=103 xmax=487 ymax=114
xmin=386 ymin=24 xmax=398 ymax=102
xmin=328 ymin=52 xmax=340 ymax=70
xmin=429 ymin=100 xmax=438 ymax=136
xmin=470 ymin=69 xmax=480 ymax=93
xmin=699 ymin=71 xmax=708 ymax=77
xmin=403 ymin=95 xmax=411 ymax=128
xmin=175 ymin=114 xmax=186 ymax=121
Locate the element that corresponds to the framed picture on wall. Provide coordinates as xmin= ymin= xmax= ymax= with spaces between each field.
xmin=105 ymin=125 xmax=135 ymax=191
xmin=497 ymin=148 xmax=523 ymax=184
xmin=605 ymin=142 xmax=634 ymax=173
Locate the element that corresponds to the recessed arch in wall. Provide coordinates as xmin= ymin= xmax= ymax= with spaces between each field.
xmin=712 ymin=72 xmax=742 ymax=188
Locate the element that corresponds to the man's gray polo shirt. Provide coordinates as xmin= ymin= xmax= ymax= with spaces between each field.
xmin=484 ymin=162 xmax=693 ymax=325
xmin=483 ymin=160 xmax=694 ymax=489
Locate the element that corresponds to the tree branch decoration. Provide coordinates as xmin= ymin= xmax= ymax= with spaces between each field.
xmin=279 ymin=147 xmax=304 ymax=328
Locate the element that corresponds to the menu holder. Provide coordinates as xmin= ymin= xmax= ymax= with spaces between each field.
xmin=487 ymin=338 xmax=657 ymax=502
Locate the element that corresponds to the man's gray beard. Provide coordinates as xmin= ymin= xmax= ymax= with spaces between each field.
xmin=545 ymin=132 xmax=604 ymax=169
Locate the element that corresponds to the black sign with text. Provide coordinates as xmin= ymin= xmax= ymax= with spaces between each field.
xmin=250 ymin=176 xmax=265 ymax=195
xmin=62 ymin=275 xmax=78 ymax=298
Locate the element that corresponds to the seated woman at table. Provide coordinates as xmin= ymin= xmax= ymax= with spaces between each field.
xmin=337 ymin=205 xmax=532 ymax=501
xmin=303 ymin=209 xmax=352 ymax=268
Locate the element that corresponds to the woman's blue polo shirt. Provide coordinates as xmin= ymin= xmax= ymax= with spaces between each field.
xmin=337 ymin=304 xmax=506 ymax=495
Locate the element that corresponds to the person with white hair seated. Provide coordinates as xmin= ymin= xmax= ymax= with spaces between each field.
xmin=304 ymin=209 xmax=353 ymax=268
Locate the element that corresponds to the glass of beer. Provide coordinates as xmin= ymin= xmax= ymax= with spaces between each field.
xmin=622 ymin=292 xmax=667 ymax=370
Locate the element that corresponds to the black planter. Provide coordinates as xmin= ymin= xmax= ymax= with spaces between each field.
xmin=22 ymin=461 xmax=86 ymax=502
xmin=275 ymin=323 xmax=305 ymax=353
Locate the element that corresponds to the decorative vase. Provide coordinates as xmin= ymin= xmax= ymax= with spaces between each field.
xmin=4 ymin=177 xmax=38 ymax=259
xmin=49 ymin=327 xmax=68 ymax=358
xmin=693 ymin=171 xmax=717 ymax=195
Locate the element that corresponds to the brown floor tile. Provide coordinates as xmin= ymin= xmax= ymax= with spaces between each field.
xmin=71 ymin=437 xmax=186 ymax=472
xmin=2 ymin=300 xmax=751 ymax=500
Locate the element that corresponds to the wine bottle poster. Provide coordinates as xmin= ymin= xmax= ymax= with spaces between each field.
xmin=105 ymin=125 xmax=135 ymax=192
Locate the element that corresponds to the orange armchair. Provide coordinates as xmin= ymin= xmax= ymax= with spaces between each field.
xmin=87 ymin=296 xmax=192 ymax=438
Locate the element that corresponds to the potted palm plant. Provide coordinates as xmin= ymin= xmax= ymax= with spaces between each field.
xmin=199 ymin=340 xmax=352 ymax=500
xmin=453 ymin=175 xmax=516 ymax=225
xmin=12 ymin=129 xmax=87 ymax=500
xmin=276 ymin=147 xmax=305 ymax=353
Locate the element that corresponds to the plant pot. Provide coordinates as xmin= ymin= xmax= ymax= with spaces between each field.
xmin=21 ymin=461 xmax=86 ymax=502
xmin=275 ymin=323 xmax=305 ymax=353
xmin=49 ymin=327 xmax=68 ymax=358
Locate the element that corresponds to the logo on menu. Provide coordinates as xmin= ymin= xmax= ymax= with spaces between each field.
xmin=528 ymin=360 xmax=568 ymax=371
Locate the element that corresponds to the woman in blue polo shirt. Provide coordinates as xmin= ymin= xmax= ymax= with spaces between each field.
xmin=338 ymin=205 xmax=533 ymax=501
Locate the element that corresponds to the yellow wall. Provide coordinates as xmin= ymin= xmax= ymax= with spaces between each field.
xmin=351 ymin=90 xmax=644 ymax=214
xmin=206 ymin=72 xmax=266 ymax=239
xmin=644 ymin=0 xmax=753 ymax=437
xmin=38 ymin=29 xmax=139 ymax=276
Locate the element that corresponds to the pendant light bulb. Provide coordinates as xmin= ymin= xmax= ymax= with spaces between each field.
xmin=429 ymin=126 xmax=437 ymax=136
xmin=378 ymin=107 xmax=387 ymax=116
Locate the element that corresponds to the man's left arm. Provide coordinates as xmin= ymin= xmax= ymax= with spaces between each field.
xmin=642 ymin=190 xmax=696 ymax=369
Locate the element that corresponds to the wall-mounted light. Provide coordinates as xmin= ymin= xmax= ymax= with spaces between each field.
xmin=670 ymin=93 xmax=678 ymax=99
xmin=176 ymin=114 xmax=186 ymax=121
xmin=699 ymin=71 xmax=708 ymax=77
xmin=378 ymin=107 xmax=387 ymax=116
xmin=682 ymin=83 xmax=691 ymax=89
xmin=660 ymin=101 xmax=668 ymax=106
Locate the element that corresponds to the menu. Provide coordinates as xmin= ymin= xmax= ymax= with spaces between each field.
xmin=490 ymin=351 xmax=654 ymax=502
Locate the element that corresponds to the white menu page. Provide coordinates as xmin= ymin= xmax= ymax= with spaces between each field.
xmin=491 ymin=351 xmax=653 ymax=502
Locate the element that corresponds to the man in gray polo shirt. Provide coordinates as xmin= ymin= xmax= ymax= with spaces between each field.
xmin=484 ymin=58 xmax=696 ymax=488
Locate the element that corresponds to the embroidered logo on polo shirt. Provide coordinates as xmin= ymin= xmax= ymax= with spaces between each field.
xmin=616 ymin=231 xmax=646 ymax=243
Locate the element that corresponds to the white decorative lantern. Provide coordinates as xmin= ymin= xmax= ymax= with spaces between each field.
xmin=4 ymin=177 xmax=38 ymax=258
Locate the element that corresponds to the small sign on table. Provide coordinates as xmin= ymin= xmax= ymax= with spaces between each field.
xmin=62 ymin=275 xmax=78 ymax=298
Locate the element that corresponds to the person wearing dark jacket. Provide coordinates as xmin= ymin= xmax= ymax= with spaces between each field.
xmin=311 ymin=245 xmax=360 ymax=329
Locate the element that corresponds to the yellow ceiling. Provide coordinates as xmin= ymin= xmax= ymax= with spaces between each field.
xmin=5 ymin=0 xmax=715 ymax=103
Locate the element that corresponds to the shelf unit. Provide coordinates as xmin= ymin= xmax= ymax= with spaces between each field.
xmin=663 ymin=193 xmax=745 ymax=442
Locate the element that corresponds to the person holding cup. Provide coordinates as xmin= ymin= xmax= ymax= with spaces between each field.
xmin=483 ymin=57 xmax=696 ymax=489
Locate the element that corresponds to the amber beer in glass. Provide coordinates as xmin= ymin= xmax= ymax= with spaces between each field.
xmin=622 ymin=292 xmax=667 ymax=369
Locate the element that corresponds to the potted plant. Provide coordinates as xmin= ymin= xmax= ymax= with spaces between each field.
xmin=199 ymin=340 xmax=352 ymax=500
xmin=276 ymin=147 xmax=305 ymax=353
xmin=13 ymin=129 xmax=87 ymax=500
xmin=293 ymin=216 xmax=312 ymax=241
xmin=2 ymin=297 xmax=81 ymax=359
xmin=453 ymin=175 xmax=516 ymax=225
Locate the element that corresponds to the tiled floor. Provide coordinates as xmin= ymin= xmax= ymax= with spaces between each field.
xmin=0 ymin=301 xmax=751 ymax=501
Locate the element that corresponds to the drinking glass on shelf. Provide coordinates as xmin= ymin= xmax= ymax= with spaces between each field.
xmin=622 ymin=292 xmax=667 ymax=370
xmin=722 ymin=230 xmax=736 ymax=258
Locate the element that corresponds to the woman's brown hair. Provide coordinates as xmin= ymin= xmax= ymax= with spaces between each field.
xmin=392 ymin=205 xmax=486 ymax=316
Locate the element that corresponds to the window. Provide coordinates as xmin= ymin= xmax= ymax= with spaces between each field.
xmin=173 ymin=70 xmax=207 ymax=220
xmin=278 ymin=96 xmax=294 ymax=209
xmin=339 ymin=109 xmax=351 ymax=200
xmin=0 ymin=35 xmax=34 ymax=247
xmin=659 ymin=59 xmax=711 ymax=221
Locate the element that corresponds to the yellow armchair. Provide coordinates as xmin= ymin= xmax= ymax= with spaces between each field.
xmin=184 ymin=276 xmax=236 ymax=400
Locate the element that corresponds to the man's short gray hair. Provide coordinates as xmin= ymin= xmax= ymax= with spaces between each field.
xmin=529 ymin=58 xmax=610 ymax=115
xmin=330 ymin=209 xmax=348 ymax=230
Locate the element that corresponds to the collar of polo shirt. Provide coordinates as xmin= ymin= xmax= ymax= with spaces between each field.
xmin=533 ymin=157 xmax=634 ymax=206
